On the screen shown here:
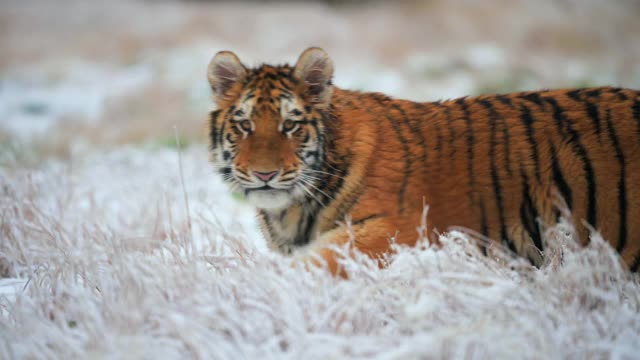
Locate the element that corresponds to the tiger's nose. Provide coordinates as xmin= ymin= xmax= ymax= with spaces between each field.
xmin=253 ymin=171 xmax=278 ymax=182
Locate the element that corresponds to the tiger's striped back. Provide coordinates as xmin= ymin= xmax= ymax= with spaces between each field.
xmin=318 ymin=86 xmax=640 ymax=270
xmin=396 ymin=87 xmax=640 ymax=267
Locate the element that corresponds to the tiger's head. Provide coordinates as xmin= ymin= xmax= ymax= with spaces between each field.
xmin=207 ymin=48 xmax=334 ymax=210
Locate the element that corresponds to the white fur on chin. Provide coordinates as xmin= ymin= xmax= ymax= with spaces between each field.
xmin=246 ymin=189 xmax=293 ymax=210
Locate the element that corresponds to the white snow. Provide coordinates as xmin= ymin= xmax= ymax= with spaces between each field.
xmin=0 ymin=61 xmax=153 ymax=139
xmin=1 ymin=146 xmax=639 ymax=359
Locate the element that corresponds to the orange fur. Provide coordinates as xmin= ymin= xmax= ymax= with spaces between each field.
xmin=207 ymin=48 xmax=640 ymax=276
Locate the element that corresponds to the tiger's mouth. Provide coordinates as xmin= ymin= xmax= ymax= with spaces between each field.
xmin=244 ymin=185 xmax=282 ymax=195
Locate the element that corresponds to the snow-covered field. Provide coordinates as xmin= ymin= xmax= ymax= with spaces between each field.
xmin=2 ymin=0 xmax=640 ymax=358
xmin=1 ymin=147 xmax=639 ymax=358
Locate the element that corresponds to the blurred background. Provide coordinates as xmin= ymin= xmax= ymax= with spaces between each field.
xmin=1 ymin=0 xmax=640 ymax=166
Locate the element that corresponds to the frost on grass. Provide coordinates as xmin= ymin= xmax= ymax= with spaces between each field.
xmin=1 ymin=148 xmax=639 ymax=359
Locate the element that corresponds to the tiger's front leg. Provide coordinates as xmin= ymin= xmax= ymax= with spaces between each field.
xmin=295 ymin=217 xmax=398 ymax=278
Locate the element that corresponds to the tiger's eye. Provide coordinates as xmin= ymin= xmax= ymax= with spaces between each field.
xmin=239 ymin=120 xmax=252 ymax=132
xmin=282 ymin=119 xmax=296 ymax=132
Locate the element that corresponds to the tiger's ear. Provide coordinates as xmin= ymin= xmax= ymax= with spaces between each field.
xmin=207 ymin=51 xmax=247 ymax=106
xmin=293 ymin=47 xmax=334 ymax=107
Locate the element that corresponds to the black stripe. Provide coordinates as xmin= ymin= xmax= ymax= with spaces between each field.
xmin=633 ymin=99 xmax=640 ymax=139
xmin=496 ymin=95 xmax=513 ymax=107
xmin=605 ymin=109 xmax=627 ymax=252
xmin=585 ymin=88 xmax=602 ymax=98
xmin=293 ymin=212 xmax=315 ymax=247
xmin=445 ymin=106 xmax=457 ymax=167
xmin=456 ymin=98 xmax=476 ymax=208
xmin=567 ymin=89 xmax=605 ymax=144
xmin=321 ymin=110 xmax=351 ymax=214
xmin=548 ymin=141 xmax=573 ymax=210
xmin=519 ymin=104 xmax=542 ymax=182
xmin=209 ymin=110 xmax=221 ymax=150
xmin=585 ymin=102 xmax=602 ymax=143
xmin=277 ymin=67 xmax=292 ymax=77
xmin=631 ymin=253 xmax=640 ymax=273
xmin=493 ymin=96 xmax=513 ymax=176
xmin=566 ymin=89 xmax=582 ymax=102
xmin=546 ymin=98 xmax=597 ymax=231
xmin=614 ymin=88 xmax=629 ymax=101
xmin=302 ymin=132 xmax=311 ymax=144
xmin=519 ymin=166 xmax=544 ymax=253
xmin=519 ymin=92 xmax=544 ymax=107
xmin=386 ymin=113 xmax=412 ymax=213
xmin=435 ymin=120 xmax=443 ymax=159
xmin=352 ymin=213 xmax=384 ymax=225
xmin=218 ymin=115 xmax=226 ymax=147
xmin=503 ymin=118 xmax=513 ymax=177
xmin=235 ymin=168 xmax=250 ymax=177
xmin=478 ymin=99 xmax=512 ymax=251
xmin=392 ymin=103 xmax=427 ymax=166
xmin=258 ymin=211 xmax=276 ymax=247
xmin=219 ymin=166 xmax=231 ymax=177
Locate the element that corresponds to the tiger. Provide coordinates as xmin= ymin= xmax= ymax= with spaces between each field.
xmin=207 ymin=47 xmax=640 ymax=277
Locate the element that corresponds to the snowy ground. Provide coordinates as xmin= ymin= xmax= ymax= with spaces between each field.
xmin=1 ymin=147 xmax=639 ymax=358
xmin=1 ymin=0 xmax=640 ymax=358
